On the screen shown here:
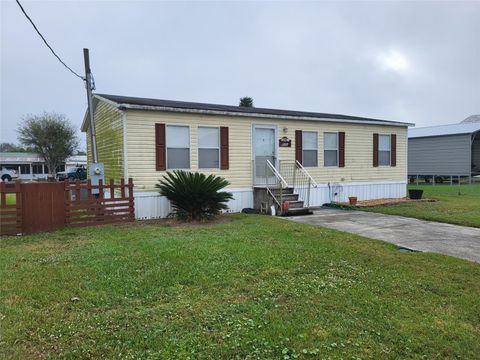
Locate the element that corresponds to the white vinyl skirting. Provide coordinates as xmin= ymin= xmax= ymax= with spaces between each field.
xmin=134 ymin=181 xmax=407 ymax=219
xmin=134 ymin=188 xmax=253 ymax=220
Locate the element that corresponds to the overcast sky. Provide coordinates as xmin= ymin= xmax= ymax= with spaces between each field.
xmin=1 ymin=1 xmax=479 ymax=148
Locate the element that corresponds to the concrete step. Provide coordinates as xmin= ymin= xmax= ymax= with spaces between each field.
xmin=284 ymin=207 xmax=313 ymax=216
xmin=277 ymin=194 xmax=299 ymax=202
xmin=286 ymin=200 xmax=304 ymax=209
xmin=270 ymin=187 xmax=294 ymax=195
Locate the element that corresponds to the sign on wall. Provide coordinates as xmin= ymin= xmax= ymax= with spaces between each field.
xmin=279 ymin=136 xmax=291 ymax=147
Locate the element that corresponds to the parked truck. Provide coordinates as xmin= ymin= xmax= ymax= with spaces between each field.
xmin=0 ymin=167 xmax=19 ymax=182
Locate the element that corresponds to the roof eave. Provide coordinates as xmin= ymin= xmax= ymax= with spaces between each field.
xmin=118 ymin=103 xmax=412 ymax=127
xmin=409 ymin=129 xmax=480 ymax=139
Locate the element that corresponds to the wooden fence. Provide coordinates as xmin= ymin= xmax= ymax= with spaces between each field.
xmin=65 ymin=179 xmax=134 ymax=227
xmin=0 ymin=178 xmax=134 ymax=236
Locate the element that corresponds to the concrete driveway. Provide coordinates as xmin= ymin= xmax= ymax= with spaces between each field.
xmin=287 ymin=209 xmax=480 ymax=263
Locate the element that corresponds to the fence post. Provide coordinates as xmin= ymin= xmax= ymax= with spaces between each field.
xmin=87 ymin=179 xmax=93 ymax=200
xmin=109 ymin=179 xmax=115 ymax=199
xmin=120 ymin=178 xmax=126 ymax=198
xmin=98 ymin=178 xmax=104 ymax=199
xmin=75 ymin=179 xmax=81 ymax=200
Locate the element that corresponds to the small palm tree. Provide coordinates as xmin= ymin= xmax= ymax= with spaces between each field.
xmin=156 ymin=171 xmax=233 ymax=220
xmin=239 ymin=97 xmax=254 ymax=107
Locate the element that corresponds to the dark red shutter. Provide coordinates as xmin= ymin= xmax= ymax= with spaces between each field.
xmin=373 ymin=133 xmax=379 ymax=167
xmin=295 ymin=130 xmax=303 ymax=164
xmin=155 ymin=123 xmax=166 ymax=171
xmin=220 ymin=126 xmax=229 ymax=170
xmin=339 ymin=132 xmax=345 ymax=168
xmin=391 ymin=134 xmax=397 ymax=167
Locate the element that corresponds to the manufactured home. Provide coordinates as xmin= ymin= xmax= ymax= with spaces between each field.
xmin=408 ymin=115 xmax=480 ymax=183
xmin=81 ymin=94 xmax=411 ymax=219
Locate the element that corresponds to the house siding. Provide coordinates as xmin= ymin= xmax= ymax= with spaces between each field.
xmin=126 ymin=110 xmax=407 ymax=191
xmin=86 ymin=101 xmax=124 ymax=180
xmin=408 ymin=134 xmax=472 ymax=175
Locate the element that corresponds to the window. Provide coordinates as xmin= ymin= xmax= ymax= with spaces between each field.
xmin=166 ymin=125 xmax=190 ymax=169
xmin=20 ymin=165 xmax=31 ymax=174
xmin=5 ymin=165 xmax=19 ymax=172
xmin=32 ymin=164 xmax=43 ymax=174
xmin=324 ymin=132 xmax=338 ymax=167
xmin=198 ymin=127 xmax=220 ymax=168
xmin=302 ymin=131 xmax=318 ymax=167
xmin=379 ymin=134 xmax=391 ymax=166
xmin=56 ymin=164 xmax=65 ymax=173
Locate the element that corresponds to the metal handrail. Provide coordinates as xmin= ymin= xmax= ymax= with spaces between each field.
xmin=266 ymin=160 xmax=289 ymax=188
xmin=295 ymin=160 xmax=318 ymax=188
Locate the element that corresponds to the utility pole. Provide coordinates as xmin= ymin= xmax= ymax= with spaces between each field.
xmin=83 ymin=48 xmax=98 ymax=163
xmin=83 ymin=48 xmax=103 ymax=193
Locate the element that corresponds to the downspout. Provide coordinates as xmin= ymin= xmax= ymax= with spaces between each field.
xmin=122 ymin=111 xmax=128 ymax=180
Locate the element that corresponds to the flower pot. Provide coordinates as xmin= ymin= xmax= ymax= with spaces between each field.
xmin=408 ymin=189 xmax=423 ymax=200
xmin=348 ymin=196 xmax=358 ymax=206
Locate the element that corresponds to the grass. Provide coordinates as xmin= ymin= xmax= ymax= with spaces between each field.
xmin=362 ymin=184 xmax=480 ymax=228
xmin=1 ymin=215 xmax=479 ymax=359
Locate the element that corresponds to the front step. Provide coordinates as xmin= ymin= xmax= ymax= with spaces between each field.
xmin=270 ymin=187 xmax=294 ymax=196
xmin=276 ymin=194 xmax=299 ymax=202
xmin=283 ymin=207 xmax=313 ymax=216
xmin=286 ymin=200 xmax=304 ymax=209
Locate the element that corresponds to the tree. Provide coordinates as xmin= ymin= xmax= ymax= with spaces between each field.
xmin=239 ymin=96 xmax=254 ymax=107
xmin=18 ymin=112 xmax=78 ymax=178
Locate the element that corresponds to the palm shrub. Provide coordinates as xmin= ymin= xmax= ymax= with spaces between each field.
xmin=156 ymin=170 xmax=233 ymax=220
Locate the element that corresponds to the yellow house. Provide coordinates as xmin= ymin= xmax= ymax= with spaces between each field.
xmin=81 ymin=94 xmax=412 ymax=219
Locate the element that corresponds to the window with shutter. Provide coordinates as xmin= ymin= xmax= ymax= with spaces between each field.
xmin=379 ymin=134 xmax=391 ymax=166
xmin=166 ymin=125 xmax=190 ymax=169
xmin=198 ymin=127 xmax=220 ymax=169
xmin=323 ymin=132 xmax=338 ymax=167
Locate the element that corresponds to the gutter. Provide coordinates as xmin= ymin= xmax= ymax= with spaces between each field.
xmin=115 ymin=103 xmax=414 ymax=127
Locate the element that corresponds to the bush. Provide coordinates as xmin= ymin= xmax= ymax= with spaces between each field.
xmin=156 ymin=171 xmax=233 ymax=221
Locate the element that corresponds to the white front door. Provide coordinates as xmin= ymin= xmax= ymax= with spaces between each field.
xmin=253 ymin=125 xmax=277 ymax=185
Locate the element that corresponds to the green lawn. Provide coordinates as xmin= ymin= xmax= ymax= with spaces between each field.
xmin=362 ymin=184 xmax=480 ymax=228
xmin=1 ymin=215 xmax=479 ymax=359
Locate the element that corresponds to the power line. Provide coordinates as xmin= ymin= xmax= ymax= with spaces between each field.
xmin=15 ymin=0 xmax=85 ymax=80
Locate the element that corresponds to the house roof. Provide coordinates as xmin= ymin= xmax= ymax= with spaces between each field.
xmin=0 ymin=152 xmax=87 ymax=164
xmin=409 ymin=122 xmax=480 ymax=139
xmin=86 ymin=93 xmax=412 ymax=128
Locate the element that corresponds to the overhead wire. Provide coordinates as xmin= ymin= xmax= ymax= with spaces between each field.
xmin=15 ymin=0 xmax=85 ymax=80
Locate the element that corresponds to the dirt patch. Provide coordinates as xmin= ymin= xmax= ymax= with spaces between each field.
xmin=134 ymin=215 xmax=233 ymax=228
xmin=347 ymin=198 xmax=436 ymax=207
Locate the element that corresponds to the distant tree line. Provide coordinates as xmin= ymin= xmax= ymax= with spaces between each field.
xmin=0 ymin=142 xmax=86 ymax=156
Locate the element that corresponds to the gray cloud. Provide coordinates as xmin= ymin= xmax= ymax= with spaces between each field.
xmin=1 ymin=1 xmax=479 ymax=145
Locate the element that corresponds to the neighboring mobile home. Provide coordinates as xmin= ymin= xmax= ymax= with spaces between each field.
xmin=81 ymin=94 xmax=411 ymax=219
xmin=0 ymin=152 xmax=87 ymax=181
xmin=408 ymin=115 xmax=480 ymax=183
